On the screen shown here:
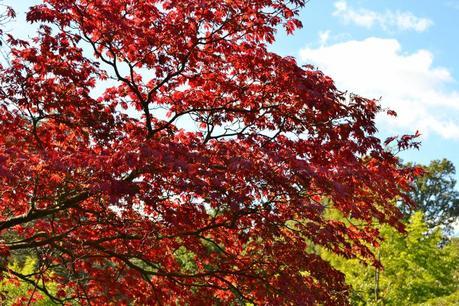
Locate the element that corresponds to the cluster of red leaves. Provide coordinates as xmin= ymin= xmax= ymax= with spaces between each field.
xmin=0 ymin=0 xmax=420 ymax=304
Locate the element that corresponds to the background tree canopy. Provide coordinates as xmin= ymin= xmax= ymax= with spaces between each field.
xmin=322 ymin=212 xmax=459 ymax=305
xmin=406 ymin=159 xmax=459 ymax=233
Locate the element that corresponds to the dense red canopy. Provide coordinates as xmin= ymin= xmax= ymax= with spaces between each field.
xmin=0 ymin=0 xmax=419 ymax=304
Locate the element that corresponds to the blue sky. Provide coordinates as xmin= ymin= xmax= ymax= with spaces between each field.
xmin=3 ymin=1 xmax=459 ymax=231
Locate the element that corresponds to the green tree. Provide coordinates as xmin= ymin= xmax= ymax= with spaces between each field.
xmin=418 ymin=238 xmax=459 ymax=306
xmin=0 ymin=257 xmax=57 ymax=305
xmin=322 ymin=212 xmax=459 ymax=305
xmin=408 ymin=159 xmax=459 ymax=233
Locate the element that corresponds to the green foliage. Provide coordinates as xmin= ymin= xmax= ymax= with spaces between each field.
xmin=0 ymin=257 xmax=56 ymax=305
xmin=408 ymin=159 xmax=459 ymax=233
xmin=322 ymin=212 xmax=459 ymax=305
xmin=174 ymin=246 xmax=198 ymax=273
xmin=419 ymin=290 xmax=459 ymax=305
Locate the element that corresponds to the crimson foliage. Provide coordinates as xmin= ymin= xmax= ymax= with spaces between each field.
xmin=0 ymin=1 xmax=419 ymax=304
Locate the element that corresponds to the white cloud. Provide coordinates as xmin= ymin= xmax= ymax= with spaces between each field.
xmin=333 ymin=1 xmax=433 ymax=32
xmin=318 ymin=30 xmax=331 ymax=46
xmin=300 ymin=37 xmax=459 ymax=140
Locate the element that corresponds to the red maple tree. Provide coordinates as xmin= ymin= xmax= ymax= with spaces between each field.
xmin=0 ymin=0 xmax=419 ymax=304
